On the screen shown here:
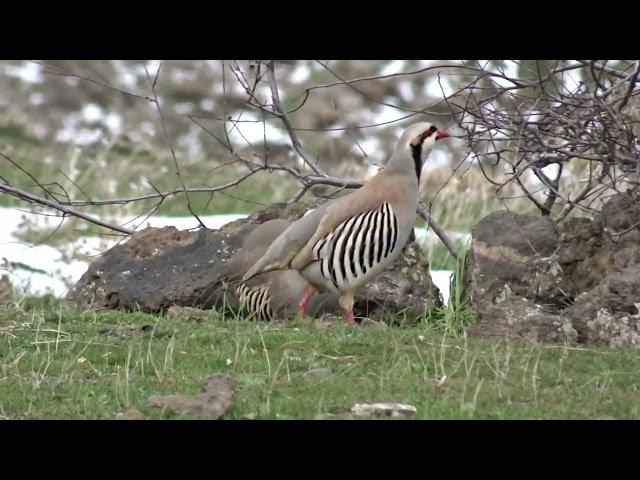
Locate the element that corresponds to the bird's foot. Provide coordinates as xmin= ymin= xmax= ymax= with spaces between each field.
xmin=341 ymin=308 xmax=357 ymax=325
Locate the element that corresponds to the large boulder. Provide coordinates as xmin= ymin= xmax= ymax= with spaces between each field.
xmin=464 ymin=189 xmax=640 ymax=346
xmin=561 ymin=189 xmax=640 ymax=346
xmin=0 ymin=274 xmax=15 ymax=305
xmin=566 ymin=265 xmax=640 ymax=346
xmin=464 ymin=211 xmax=574 ymax=343
xmin=356 ymin=241 xmax=442 ymax=324
xmin=67 ymin=199 xmax=443 ymax=323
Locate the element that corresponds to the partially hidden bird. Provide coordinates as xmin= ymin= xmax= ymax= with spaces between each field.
xmin=223 ymin=219 xmax=338 ymax=322
xmin=242 ymin=122 xmax=451 ymax=324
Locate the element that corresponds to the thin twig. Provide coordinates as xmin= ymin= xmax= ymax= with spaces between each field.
xmin=418 ymin=207 xmax=459 ymax=260
xmin=266 ymin=61 xmax=325 ymax=176
xmin=145 ymin=63 xmax=208 ymax=229
xmin=0 ymin=182 xmax=133 ymax=235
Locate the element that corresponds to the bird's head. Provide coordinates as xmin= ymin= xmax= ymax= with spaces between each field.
xmin=396 ymin=122 xmax=450 ymax=179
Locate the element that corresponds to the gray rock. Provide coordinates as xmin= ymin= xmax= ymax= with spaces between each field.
xmin=0 ymin=274 xmax=14 ymax=304
xmin=303 ymin=368 xmax=332 ymax=380
xmin=67 ymin=225 xmax=246 ymax=312
xmin=464 ymin=189 xmax=640 ymax=347
xmin=358 ymin=318 xmax=389 ymax=329
xmin=67 ymin=202 xmax=315 ymax=313
xmin=116 ymin=408 xmax=145 ymax=420
xmin=472 ymin=210 xmax=559 ymax=256
xmin=466 ymin=297 xmax=578 ymax=344
xmin=166 ymin=306 xmax=210 ymax=322
xmin=464 ymin=211 xmax=571 ymax=343
xmin=567 ymin=265 xmax=640 ymax=347
xmin=356 ymin=241 xmax=442 ymax=325
xmin=351 ymin=402 xmax=417 ymax=418
xmin=145 ymin=373 xmax=236 ymax=419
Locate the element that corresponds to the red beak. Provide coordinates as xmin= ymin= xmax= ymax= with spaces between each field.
xmin=435 ymin=130 xmax=450 ymax=141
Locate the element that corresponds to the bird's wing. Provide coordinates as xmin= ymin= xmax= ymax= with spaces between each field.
xmin=290 ymin=178 xmax=394 ymax=271
xmin=243 ymin=172 xmax=402 ymax=280
xmin=242 ymin=202 xmax=332 ymax=281
xmin=223 ymin=219 xmax=291 ymax=281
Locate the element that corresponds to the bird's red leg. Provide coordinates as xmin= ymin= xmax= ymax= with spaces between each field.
xmin=298 ymin=284 xmax=316 ymax=317
xmin=340 ymin=307 xmax=356 ymax=325
xmin=338 ymin=293 xmax=356 ymax=325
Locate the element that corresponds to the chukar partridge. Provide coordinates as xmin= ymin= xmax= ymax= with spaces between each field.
xmin=223 ymin=219 xmax=338 ymax=321
xmin=242 ymin=122 xmax=450 ymax=324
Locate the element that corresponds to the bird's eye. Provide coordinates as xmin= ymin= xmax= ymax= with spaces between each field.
xmin=429 ymin=125 xmax=438 ymax=132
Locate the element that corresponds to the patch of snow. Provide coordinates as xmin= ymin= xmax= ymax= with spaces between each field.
xmin=5 ymin=61 xmax=42 ymax=84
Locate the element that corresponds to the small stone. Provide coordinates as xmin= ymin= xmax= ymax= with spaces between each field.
xmin=144 ymin=373 xmax=235 ymax=419
xmin=166 ymin=306 xmax=209 ymax=322
xmin=116 ymin=408 xmax=145 ymax=420
xmin=351 ymin=403 xmax=417 ymax=418
xmin=98 ymin=327 xmax=112 ymax=336
xmin=359 ymin=318 xmax=388 ymax=329
xmin=313 ymin=318 xmax=333 ymax=332
xmin=303 ymin=368 xmax=332 ymax=380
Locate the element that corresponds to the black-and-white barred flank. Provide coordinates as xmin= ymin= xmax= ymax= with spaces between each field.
xmin=312 ymin=202 xmax=399 ymax=290
xmin=236 ymin=283 xmax=274 ymax=321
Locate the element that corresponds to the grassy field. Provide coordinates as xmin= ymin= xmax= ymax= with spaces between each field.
xmin=1 ymin=297 xmax=638 ymax=420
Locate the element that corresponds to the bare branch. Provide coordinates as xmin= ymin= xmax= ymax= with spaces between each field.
xmin=417 ymin=207 xmax=459 ymax=260
xmin=145 ymin=64 xmax=208 ymax=229
xmin=0 ymin=182 xmax=133 ymax=235
xmin=266 ymin=61 xmax=325 ymax=176
xmin=617 ymin=60 xmax=640 ymax=112
xmin=36 ymin=61 xmax=156 ymax=103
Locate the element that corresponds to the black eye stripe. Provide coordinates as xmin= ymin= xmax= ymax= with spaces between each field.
xmin=410 ymin=125 xmax=438 ymax=180
xmin=411 ymin=143 xmax=422 ymax=180
xmin=421 ymin=126 xmax=438 ymax=140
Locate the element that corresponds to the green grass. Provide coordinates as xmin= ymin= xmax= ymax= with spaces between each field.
xmin=1 ymin=297 xmax=639 ymax=420
xmin=425 ymin=236 xmax=470 ymax=271
xmin=426 ymin=245 xmax=475 ymax=335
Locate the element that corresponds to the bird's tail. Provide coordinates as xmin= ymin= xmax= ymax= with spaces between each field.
xmin=242 ymin=237 xmax=293 ymax=281
xmin=243 ymin=202 xmax=329 ymax=281
xmin=242 ymin=256 xmax=282 ymax=282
